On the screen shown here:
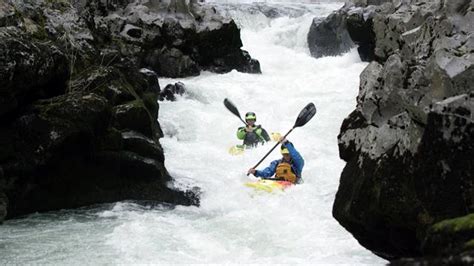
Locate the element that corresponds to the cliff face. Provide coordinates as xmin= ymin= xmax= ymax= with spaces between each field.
xmin=0 ymin=0 xmax=259 ymax=222
xmin=83 ymin=0 xmax=261 ymax=77
xmin=332 ymin=0 xmax=474 ymax=261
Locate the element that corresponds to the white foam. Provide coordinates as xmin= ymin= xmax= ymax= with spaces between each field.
xmin=0 ymin=2 xmax=386 ymax=264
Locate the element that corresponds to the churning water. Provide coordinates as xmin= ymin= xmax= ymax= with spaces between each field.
xmin=0 ymin=1 xmax=386 ymax=264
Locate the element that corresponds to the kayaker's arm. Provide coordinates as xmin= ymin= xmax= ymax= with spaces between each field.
xmin=284 ymin=142 xmax=304 ymax=175
xmin=254 ymin=160 xmax=279 ymax=178
xmin=237 ymin=127 xmax=246 ymax=140
xmin=260 ymin=127 xmax=271 ymax=142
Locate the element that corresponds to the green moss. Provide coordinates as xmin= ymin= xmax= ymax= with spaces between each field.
xmin=432 ymin=214 xmax=474 ymax=233
xmin=31 ymin=16 xmax=48 ymax=40
xmin=142 ymin=92 xmax=159 ymax=118
xmin=463 ymin=238 xmax=474 ymax=250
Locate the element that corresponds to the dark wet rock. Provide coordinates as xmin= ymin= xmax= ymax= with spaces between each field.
xmin=352 ymin=0 xmax=391 ymax=7
xmin=0 ymin=2 xmax=16 ymax=27
xmin=391 ymin=251 xmax=474 ymax=266
xmin=0 ymin=166 xmax=6 ymax=223
xmin=112 ymin=99 xmax=158 ymax=140
xmin=345 ymin=6 xmax=377 ymax=61
xmin=0 ymin=191 xmax=6 ymax=224
xmin=391 ymin=214 xmax=474 ymax=265
xmin=206 ymin=49 xmax=261 ymax=74
xmin=121 ymin=131 xmax=165 ymax=163
xmin=85 ymin=0 xmax=261 ymax=77
xmin=423 ymin=213 xmax=474 ymax=257
xmin=307 ymin=6 xmax=355 ymax=58
xmin=0 ymin=0 xmax=205 ymax=221
xmin=145 ymin=47 xmax=200 ymax=78
xmin=159 ymin=82 xmax=186 ymax=101
xmin=0 ymin=28 xmax=69 ymax=118
xmin=334 ymin=0 xmax=474 ymax=261
xmin=139 ymin=68 xmax=161 ymax=94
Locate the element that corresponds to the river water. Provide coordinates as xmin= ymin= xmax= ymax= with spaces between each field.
xmin=0 ymin=1 xmax=386 ymax=264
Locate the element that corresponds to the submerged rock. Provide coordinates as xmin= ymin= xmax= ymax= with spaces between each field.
xmin=159 ymin=82 xmax=187 ymax=101
xmin=334 ymin=0 xmax=474 ymax=261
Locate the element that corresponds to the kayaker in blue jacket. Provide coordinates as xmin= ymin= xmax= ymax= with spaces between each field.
xmin=247 ymin=138 xmax=304 ymax=184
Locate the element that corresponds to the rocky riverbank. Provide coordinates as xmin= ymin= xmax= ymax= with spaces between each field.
xmin=0 ymin=0 xmax=260 ymax=223
xmin=325 ymin=0 xmax=473 ymax=263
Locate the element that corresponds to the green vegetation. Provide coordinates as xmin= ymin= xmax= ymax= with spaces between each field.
xmin=432 ymin=214 xmax=474 ymax=233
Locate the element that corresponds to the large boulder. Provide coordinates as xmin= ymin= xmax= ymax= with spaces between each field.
xmin=145 ymin=47 xmax=200 ymax=78
xmin=0 ymin=28 xmax=69 ymax=118
xmin=392 ymin=214 xmax=474 ymax=265
xmin=85 ymin=0 xmax=261 ymax=78
xmin=334 ymin=0 xmax=474 ymax=261
xmin=0 ymin=0 xmax=203 ymax=223
xmin=307 ymin=5 xmax=355 ymax=58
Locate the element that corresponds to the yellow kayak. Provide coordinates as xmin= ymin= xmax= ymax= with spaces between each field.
xmin=229 ymin=144 xmax=245 ymax=155
xmin=245 ymin=180 xmax=293 ymax=193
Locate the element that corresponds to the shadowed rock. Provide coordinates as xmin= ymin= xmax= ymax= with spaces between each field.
xmin=333 ymin=0 xmax=474 ymax=261
xmin=307 ymin=5 xmax=355 ymax=58
xmin=85 ymin=0 xmax=261 ymax=77
xmin=0 ymin=0 xmax=205 ymax=223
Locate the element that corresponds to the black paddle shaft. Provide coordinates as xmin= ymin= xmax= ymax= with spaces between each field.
xmin=247 ymin=102 xmax=316 ymax=175
xmin=224 ymin=98 xmax=248 ymax=126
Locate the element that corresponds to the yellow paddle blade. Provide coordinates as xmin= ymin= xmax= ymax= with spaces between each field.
xmin=270 ymin=132 xmax=282 ymax=142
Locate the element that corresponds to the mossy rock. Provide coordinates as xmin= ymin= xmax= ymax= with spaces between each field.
xmin=423 ymin=214 xmax=474 ymax=256
xmin=112 ymin=99 xmax=154 ymax=138
xmin=0 ymin=27 xmax=69 ymax=118
xmin=142 ymin=92 xmax=159 ymax=120
xmin=35 ymin=93 xmax=111 ymax=134
xmin=432 ymin=214 xmax=474 ymax=233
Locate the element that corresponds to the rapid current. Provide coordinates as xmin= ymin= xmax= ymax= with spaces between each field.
xmin=0 ymin=1 xmax=387 ymax=264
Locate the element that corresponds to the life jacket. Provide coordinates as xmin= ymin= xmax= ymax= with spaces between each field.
xmin=243 ymin=126 xmax=265 ymax=147
xmin=275 ymin=162 xmax=297 ymax=183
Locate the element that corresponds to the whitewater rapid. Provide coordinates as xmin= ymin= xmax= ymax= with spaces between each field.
xmin=0 ymin=1 xmax=386 ymax=264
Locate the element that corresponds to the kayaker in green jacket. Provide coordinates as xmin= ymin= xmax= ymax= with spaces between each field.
xmin=237 ymin=112 xmax=271 ymax=147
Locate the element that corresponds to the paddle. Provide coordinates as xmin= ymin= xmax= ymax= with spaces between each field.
xmin=247 ymin=102 xmax=317 ymax=175
xmin=224 ymin=98 xmax=248 ymax=126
